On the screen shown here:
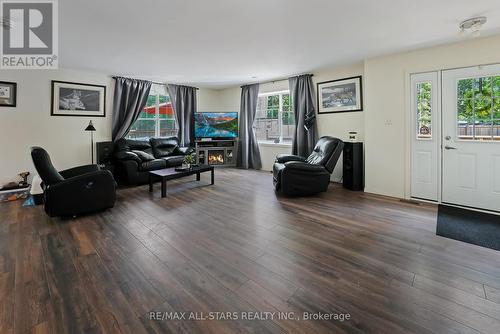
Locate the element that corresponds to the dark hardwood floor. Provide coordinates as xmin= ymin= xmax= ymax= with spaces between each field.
xmin=1 ymin=168 xmax=500 ymax=334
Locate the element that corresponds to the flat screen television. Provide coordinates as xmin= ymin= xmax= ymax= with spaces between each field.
xmin=194 ymin=112 xmax=238 ymax=139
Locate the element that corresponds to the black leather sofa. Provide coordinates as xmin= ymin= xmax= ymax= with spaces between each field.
xmin=30 ymin=147 xmax=116 ymax=217
xmin=114 ymin=137 xmax=194 ymax=185
xmin=273 ymin=136 xmax=344 ymax=196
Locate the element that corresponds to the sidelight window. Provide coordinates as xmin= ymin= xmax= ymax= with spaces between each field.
xmin=416 ymin=82 xmax=432 ymax=140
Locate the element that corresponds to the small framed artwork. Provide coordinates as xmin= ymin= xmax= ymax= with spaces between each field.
xmin=317 ymin=76 xmax=363 ymax=114
xmin=51 ymin=80 xmax=106 ymax=117
xmin=0 ymin=81 xmax=17 ymax=107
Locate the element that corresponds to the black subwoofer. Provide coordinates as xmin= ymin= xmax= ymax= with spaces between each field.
xmin=96 ymin=141 xmax=114 ymax=165
xmin=343 ymin=142 xmax=364 ymax=191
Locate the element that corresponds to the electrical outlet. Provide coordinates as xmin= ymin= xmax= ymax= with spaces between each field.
xmin=384 ymin=119 xmax=392 ymax=126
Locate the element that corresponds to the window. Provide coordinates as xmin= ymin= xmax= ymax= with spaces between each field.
xmin=457 ymin=75 xmax=500 ymax=140
xmin=127 ymin=85 xmax=177 ymax=139
xmin=255 ymin=91 xmax=294 ymax=144
xmin=416 ymin=81 xmax=432 ymax=139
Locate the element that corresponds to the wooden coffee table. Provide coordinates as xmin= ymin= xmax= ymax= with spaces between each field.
xmin=148 ymin=165 xmax=214 ymax=198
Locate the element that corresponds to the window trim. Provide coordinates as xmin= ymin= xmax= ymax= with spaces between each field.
xmin=255 ymin=90 xmax=294 ymax=145
xmin=258 ymin=142 xmax=292 ymax=148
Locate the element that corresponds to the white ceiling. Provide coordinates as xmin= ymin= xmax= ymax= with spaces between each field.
xmin=60 ymin=0 xmax=500 ymax=88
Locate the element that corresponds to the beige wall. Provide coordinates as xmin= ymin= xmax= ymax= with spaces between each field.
xmin=313 ymin=62 xmax=364 ymax=181
xmin=258 ymin=143 xmax=291 ymax=171
xmin=216 ymin=62 xmax=364 ymax=177
xmin=3 ymin=34 xmax=500 ymax=194
xmin=0 ymin=69 xmax=113 ymax=184
xmin=214 ymin=83 xmax=292 ymax=171
xmin=364 ymin=34 xmax=500 ymax=198
xmin=216 ymin=34 xmax=500 ymax=196
xmin=0 ymin=69 xmax=220 ymax=184
xmin=197 ymin=87 xmax=223 ymax=111
xmin=215 ymin=87 xmax=240 ymax=112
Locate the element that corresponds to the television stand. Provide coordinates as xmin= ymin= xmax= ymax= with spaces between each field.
xmin=195 ymin=139 xmax=238 ymax=167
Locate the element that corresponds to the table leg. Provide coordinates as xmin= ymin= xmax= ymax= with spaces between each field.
xmin=161 ymin=178 xmax=167 ymax=198
xmin=211 ymin=168 xmax=214 ymax=185
xmin=149 ymin=174 xmax=153 ymax=192
xmin=196 ymin=172 xmax=200 ymax=181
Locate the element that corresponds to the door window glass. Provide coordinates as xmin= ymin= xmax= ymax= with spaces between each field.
xmin=457 ymin=76 xmax=500 ymax=140
xmin=416 ymin=82 xmax=432 ymax=139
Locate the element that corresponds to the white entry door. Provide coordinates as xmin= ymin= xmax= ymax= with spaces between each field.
xmin=442 ymin=65 xmax=500 ymax=212
xmin=411 ymin=72 xmax=440 ymax=201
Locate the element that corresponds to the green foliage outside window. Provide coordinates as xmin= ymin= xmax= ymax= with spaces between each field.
xmin=146 ymin=95 xmax=156 ymax=107
xmin=282 ymin=94 xmax=294 ymax=126
xmin=417 ymin=82 xmax=432 ymax=136
xmin=159 ymin=94 xmax=170 ymax=104
xmin=457 ymin=76 xmax=500 ymax=123
xmin=264 ymin=94 xmax=294 ymax=125
xmin=266 ymin=95 xmax=279 ymax=119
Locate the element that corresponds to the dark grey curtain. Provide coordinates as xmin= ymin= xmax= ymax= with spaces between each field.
xmin=167 ymin=84 xmax=197 ymax=146
xmin=289 ymin=74 xmax=318 ymax=157
xmin=112 ymin=77 xmax=152 ymax=141
xmin=237 ymin=83 xmax=262 ymax=169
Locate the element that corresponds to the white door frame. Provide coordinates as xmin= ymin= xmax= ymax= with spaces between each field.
xmin=406 ymin=63 xmax=500 ymax=212
xmin=408 ymin=71 xmax=442 ymax=203
xmin=441 ymin=64 xmax=500 ymax=213
xmin=404 ymin=66 xmax=442 ymax=204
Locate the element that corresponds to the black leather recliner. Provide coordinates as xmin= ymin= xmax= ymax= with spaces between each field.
xmin=30 ymin=147 xmax=116 ymax=217
xmin=113 ymin=137 xmax=194 ymax=185
xmin=273 ymin=136 xmax=344 ymax=196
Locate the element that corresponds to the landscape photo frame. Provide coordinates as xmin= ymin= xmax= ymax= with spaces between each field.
xmin=0 ymin=81 xmax=17 ymax=107
xmin=51 ymin=80 xmax=106 ymax=117
xmin=317 ymin=76 xmax=363 ymax=114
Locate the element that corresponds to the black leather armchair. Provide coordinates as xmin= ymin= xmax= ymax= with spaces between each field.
xmin=30 ymin=147 xmax=116 ymax=217
xmin=273 ymin=136 xmax=344 ymax=196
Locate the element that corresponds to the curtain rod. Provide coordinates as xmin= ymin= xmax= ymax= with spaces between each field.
xmin=112 ymin=76 xmax=199 ymax=90
xmin=245 ymin=73 xmax=314 ymax=87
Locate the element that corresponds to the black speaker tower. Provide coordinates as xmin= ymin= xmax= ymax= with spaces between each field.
xmin=96 ymin=141 xmax=114 ymax=165
xmin=343 ymin=142 xmax=364 ymax=191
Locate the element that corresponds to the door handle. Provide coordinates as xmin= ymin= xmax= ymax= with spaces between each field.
xmin=444 ymin=145 xmax=457 ymax=150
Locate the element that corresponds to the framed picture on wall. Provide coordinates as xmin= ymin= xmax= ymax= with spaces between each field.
xmin=0 ymin=81 xmax=17 ymax=107
xmin=51 ymin=81 xmax=106 ymax=117
xmin=317 ymin=76 xmax=363 ymax=114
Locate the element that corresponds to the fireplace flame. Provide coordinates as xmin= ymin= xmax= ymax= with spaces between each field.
xmin=208 ymin=152 xmax=224 ymax=164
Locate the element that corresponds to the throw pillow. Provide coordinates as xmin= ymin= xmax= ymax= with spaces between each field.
xmin=131 ymin=150 xmax=155 ymax=162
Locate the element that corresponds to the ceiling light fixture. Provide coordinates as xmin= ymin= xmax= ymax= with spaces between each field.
xmin=459 ymin=16 xmax=487 ymax=38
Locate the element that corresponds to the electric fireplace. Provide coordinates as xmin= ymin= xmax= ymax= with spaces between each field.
xmin=208 ymin=150 xmax=225 ymax=165
xmin=195 ymin=139 xmax=237 ymax=167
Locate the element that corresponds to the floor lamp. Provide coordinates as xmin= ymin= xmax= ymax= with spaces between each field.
xmin=85 ymin=120 xmax=96 ymax=164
